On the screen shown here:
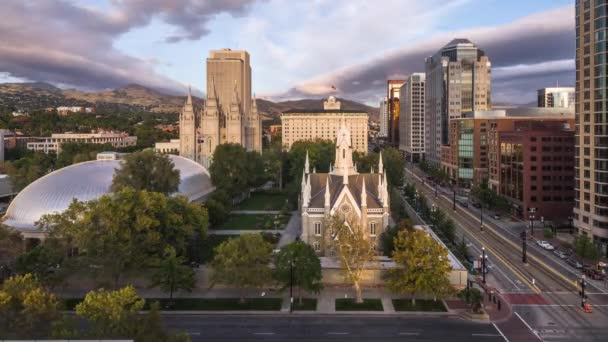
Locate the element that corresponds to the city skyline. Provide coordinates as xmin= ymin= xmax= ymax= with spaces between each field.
xmin=0 ymin=0 xmax=573 ymax=105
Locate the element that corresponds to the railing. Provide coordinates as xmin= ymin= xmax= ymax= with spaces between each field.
xmin=307 ymin=208 xmax=324 ymax=212
xmin=367 ymin=208 xmax=384 ymax=213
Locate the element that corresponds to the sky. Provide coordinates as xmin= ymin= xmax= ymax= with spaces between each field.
xmin=0 ymin=0 xmax=574 ymax=105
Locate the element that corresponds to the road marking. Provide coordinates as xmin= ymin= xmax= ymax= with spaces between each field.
xmin=186 ymin=332 xmax=201 ymax=336
xmin=492 ymin=323 xmax=509 ymax=342
xmin=514 ymin=312 xmax=541 ymax=340
xmin=252 ymin=332 xmax=275 ymax=335
xmin=327 ymin=332 xmax=349 ymax=335
xmin=472 ymin=333 xmax=502 ymax=337
xmin=398 ymin=332 xmax=420 ymax=336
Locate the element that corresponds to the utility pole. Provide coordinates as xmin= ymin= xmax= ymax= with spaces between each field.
xmin=580 ymin=274 xmax=587 ymax=308
xmin=289 ymin=258 xmax=294 ymax=313
xmin=481 ymin=247 xmax=487 ymax=284
xmin=453 ymin=185 xmax=456 ymax=211
xmin=521 ymin=229 xmax=527 ymax=264
xmin=435 ymin=182 xmax=438 ymax=198
xmin=528 ymin=208 xmax=536 ymax=237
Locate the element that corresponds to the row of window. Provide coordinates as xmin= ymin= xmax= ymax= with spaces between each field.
xmin=313 ymin=221 xmax=377 ymax=236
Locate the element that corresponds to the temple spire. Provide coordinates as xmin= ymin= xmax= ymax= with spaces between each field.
xmin=186 ymin=85 xmax=193 ymax=105
xmin=378 ymin=151 xmax=384 ymax=174
xmin=361 ymin=179 xmax=367 ymax=207
xmin=324 ymin=177 xmax=331 ymax=207
xmin=305 ymin=150 xmax=310 ymax=174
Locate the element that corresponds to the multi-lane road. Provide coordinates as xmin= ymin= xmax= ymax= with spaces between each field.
xmin=404 ymin=164 xmax=608 ymax=341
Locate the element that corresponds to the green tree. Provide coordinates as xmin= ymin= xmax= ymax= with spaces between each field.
xmin=574 ymin=234 xmax=600 ymax=260
xmin=386 ymin=229 xmax=453 ymax=304
xmin=210 ymin=143 xmax=251 ymax=196
xmin=0 ymin=225 xmax=23 ymax=271
xmin=380 ymin=219 xmax=412 ymax=257
xmin=111 ymin=150 xmax=180 ymax=194
xmin=15 ymin=243 xmax=65 ymax=286
xmin=325 ymin=215 xmax=375 ymax=303
xmin=210 ymin=233 xmax=273 ymax=302
xmin=75 ymin=286 xmax=145 ymax=338
xmin=382 ymin=148 xmax=405 ymax=187
xmin=150 ymin=247 xmax=195 ymax=302
xmin=0 ymin=274 xmax=60 ymax=338
xmin=42 ymin=188 xmax=208 ymax=288
xmin=55 ymin=142 xmax=114 ymax=168
xmin=273 ymin=241 xmax=323 ymax=304
xmin=5 ymin=151 xmax=55 ymax=191
xmin=353 ymin=151 xmax=378 ymax=173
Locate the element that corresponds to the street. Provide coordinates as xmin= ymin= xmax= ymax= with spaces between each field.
xmin=404 ymin=164 xmax=608 ymax=341
xmin=163 ymin=315 xmax=507 ymax=342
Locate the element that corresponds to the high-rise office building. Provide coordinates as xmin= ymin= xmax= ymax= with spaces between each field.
xmin=424 ymin=39 xmax=491 ymax=167
xmin=399 ymin=73 xmax=426 ymax=162
xmin=379 ymin=97 xmax=389 ymax=138
xmin=574 ymin=0 xmax=608 ymax=256
xmin=387 ymin=80 xmax=405 ymax=145
xmin=538 ymin=87 xmax=575 ymax=108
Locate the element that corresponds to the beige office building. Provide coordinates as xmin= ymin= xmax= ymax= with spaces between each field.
xmin=26 ymin=132 xmax=137 ymax=154
xmin=399 ymin=73 xmax=426 ymax=162
xmin=281 ymin=96 xmax=368 ymax=153
xmin=574 ymin=0 xmax=608 ymax=256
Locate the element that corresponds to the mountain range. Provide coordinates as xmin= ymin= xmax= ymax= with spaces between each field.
xmin=0 ymin=82 xmax=380 ymax=122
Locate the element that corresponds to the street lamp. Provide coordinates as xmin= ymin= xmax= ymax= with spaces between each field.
xmin=580 ymin=274 xmax=587 ymax=308
xmin=528 ymin=208 xmax=536 ymax=237
xmin=521 ymin=229 xmax=527 ymax=264
xmin=452 ymin=184 xmax=457 ymax=211
xmin=481 ymin=247 xmax=487 ymax=285
xmin=289 ymin=255 xmax=294 ymax=313
xmin=415 ymin=189 xmax=419 ymax=211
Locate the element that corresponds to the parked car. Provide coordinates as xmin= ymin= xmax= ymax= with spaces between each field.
xmin=583 ymin=267 xmax=606 ymax=280
xmin=553 ymin=250 xmax=568 ymax=259
xmin=536 ymin=240 xmax=549 ymax=248
xmin=472 ymin=202 xmax=482 ymax=209
xmin=493 ymin=214 xmax=501 ymax=220
xmin=566 ymin=258 xmax=583 ymax=269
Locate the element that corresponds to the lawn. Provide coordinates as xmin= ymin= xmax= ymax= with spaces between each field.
xmin=236 ymin=192 xmax=289 ymax=211
xmin=291 ymin=298 xmax=317 ymax=311
xmin=63 ymin=298 xmax=283 ymax=311
xmin=335 ymin=298 xmax=384 ymax=311
xmin=215 ymin=214 xmax=289 ymax=230
xmin=392 ymin=299 xmax=447 ymax=312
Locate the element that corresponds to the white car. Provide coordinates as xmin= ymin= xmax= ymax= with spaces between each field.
xmin=536 ymin=240 xmax=555 ymax=251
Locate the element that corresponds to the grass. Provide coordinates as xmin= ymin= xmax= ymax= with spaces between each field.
xmin=215 ymin=214 xmax=289 ymax=230
xmin=236 ymin=192 xmax=289 ymax=211
xmin=291 ymin=298 xmax=317 ymax=311
xmin=63 ymin=298 xmax=282 ymax=311
xmin=335 ymin=298 xmax=384 ymax=311
xmin=392 ymin=299 xmax=447 ymax=312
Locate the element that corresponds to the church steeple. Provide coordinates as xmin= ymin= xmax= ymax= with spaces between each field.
xmin=332 ymin=115 xmax=355 ymax=176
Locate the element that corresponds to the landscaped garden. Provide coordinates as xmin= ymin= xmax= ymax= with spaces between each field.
xmin=215 ymin=214 xmax=290 ymax=230
xmin=63 ymin=297 xmax=283 ymax=311
xmin=392 ymin=299 xmax=447 ymax=312
xmin=236 ymin=192 xmax=289 ymax=211
xmin=335 ymin=298 xmax=384 ymax=311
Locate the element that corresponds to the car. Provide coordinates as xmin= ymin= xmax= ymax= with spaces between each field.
xmin=472 ymin=202 xmax=482 ymax=209
xmin=536 ymin=240 xmax=549 ymax=248
xmin=583 ymin=267 xmax=606 ymax=280
xmin=493 ymin=214 xmax=501 ymax=220
xmin=543 ymin=243 xmax=555 ymax=251
xmin=566 ymin=258 xmax=583 ymax=269
xmin=553 ymin=250 xmax=568 ymax=259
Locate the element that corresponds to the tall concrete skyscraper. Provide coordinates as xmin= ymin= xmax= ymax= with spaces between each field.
xmin=424 ymin=39 xmax=491 ymax=167
xmin=574 ymin=0 xmax=608 ymax=256
xmin=387 ymin=80 xmax=405 ymax=145
xmin=178 ymin=49 xmax=261 ymax=168
xmin=399 ymin=73 xmax=426 ymax=162
xmin=379 ymin=97 xmax=389 ymax=138
xmin=537 ymin=87 xmax=575 ymax=108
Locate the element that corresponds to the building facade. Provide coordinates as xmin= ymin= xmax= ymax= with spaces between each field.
xmin=26 ymin=132 xmax=137 ymax=154
xmin=280 ymin=96 xmax=368 ymax=153
xmin=399 ymin=73 xmax=426 ymax=162
xmin=174 ymin=49 xmax=262 ymax=167
xmin=442 ymin=108 xmax=574 ymax=188
xmin=379 ymin=97 xmax=389 ymax=138
xmin=538 ymin=87 xmax=575 ymax=108
xmin=574 ymin=0 xmax=608 ymax=255
xmin=300 ymin=121 xmax=390 ymax=256
xmin=154 ymin=139 xmax=180 ymax=154
xmin=387 ymin=80 xmax=405 ymax=145
xmin=490 ymin=120 xmax=575 ymax=222
xmin=424 ymin=39 xmax=491 ymax=166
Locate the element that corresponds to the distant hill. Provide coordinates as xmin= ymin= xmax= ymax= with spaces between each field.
xmin=0 ymin=82 xmax=379 ymax=121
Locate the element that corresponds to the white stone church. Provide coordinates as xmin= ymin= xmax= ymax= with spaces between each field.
xmin=300 ymin=121 xmax=390 ymax=256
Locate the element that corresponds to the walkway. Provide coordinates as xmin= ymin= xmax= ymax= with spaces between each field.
xmin=277 ymin=211 xmax=301 ymax=247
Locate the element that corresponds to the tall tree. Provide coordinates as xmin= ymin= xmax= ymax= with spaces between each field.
xmin=5 ymin=151 xmax=55 ymax=191
xmin=15 ymin=243 xmax=65 ymax=286
xmin=150 ymin=247 xmax=195 ymax=301
xmin=273 ymin=240 xmax=323 ymax=304
xmin=382 ymin=148 xmax=405 ymax=187
xmin=325 ymin=215 xmax=375 ymax=303
xmin=75 ymin=286 xmax=145 ymax=338
xmin=111 ymin=150 xmax=180 ymax=194
xmin=55 ymin=142 xmax=114 ymax=168
xmin=42 ymin=188 xmax=208 ymax=288
xmin=210 ymin=234 xmax=273 ymax=302
xmin=379 ymin=219 xmax=412 ymax=257
xmin=0 ymin=274 xmax=60 ymax=338
xmin=386 ymin=229 xmax=453 ymax=304
xmin=209 ymin=143 xmax=251 ymax=196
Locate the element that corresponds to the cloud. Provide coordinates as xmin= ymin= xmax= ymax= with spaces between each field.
xmin=275 ymin=6 xmax=574 ymax=105
xmin=0 ymin=0 xmax=261 ymax=93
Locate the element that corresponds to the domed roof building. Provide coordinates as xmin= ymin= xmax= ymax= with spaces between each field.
xmin=2 ymin=152 xmax=214 ymax=240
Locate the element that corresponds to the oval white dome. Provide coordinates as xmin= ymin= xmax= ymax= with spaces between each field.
xmin=3 ymin=155 xmax=214 ymax=232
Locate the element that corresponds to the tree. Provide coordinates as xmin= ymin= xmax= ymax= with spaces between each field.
xmin=0 ymin=225 xmax=23 ymax=272
xmin=210 ymin=143 xmax=252 ymax=196
xmin=15 ymin=243 xmax=65 ymax=286
xmin=386 ymin=228 xmax=453 ymax=304
xmin=353 ymin=151 xmax=378 ymax=173
xmin=42 ymin=188 xmax=208 ymax=288
xmin=325 ymin=215 xmax=375 ymax=303
xmin=55 ymin=142 xmax=114 ymax=168
xmin=382 ymin=148 xmax=405 ymax=187
xmin=111 ymin=150 xmax=180 ymax=194
xmin=274 ymin=241 xmax=323 ymax=304
xmin=210 ymin=233 xmax=273 ymax=302
xmin=5 ymin=151 xmax=55 ymax=191
xmin=380 ymin=219 xmax=412 ymax=257
xmin=574 ymin=234 xmax=600 ymax=260
xmin=0 ymin=274 xmax=60 ymax=338
xmin=150 ymin=247 xmax=195 ymax=302
xmin=75 ymin=286 xmax=145 ymax=338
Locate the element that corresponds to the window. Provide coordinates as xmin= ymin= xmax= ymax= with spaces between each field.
xmin=314 ymin=222 xmax=321 ymax=236
xmin=313 ymin=242 xmax=320 ymax=252
xmin=329 ymin=249 xmax=336 ymax=257
xmin=370 ymin=222 xmax=377 ymax=236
